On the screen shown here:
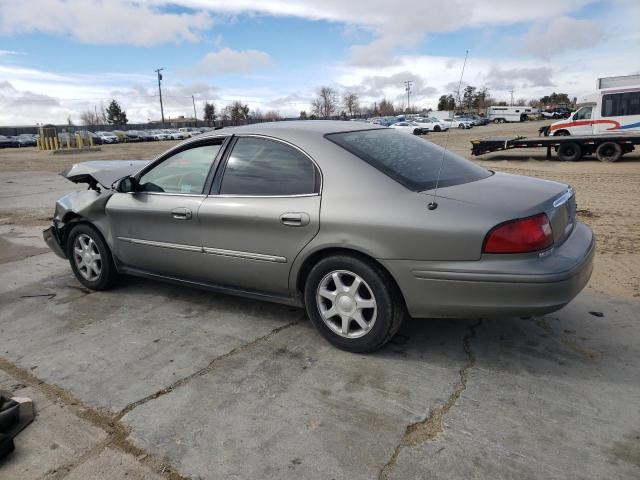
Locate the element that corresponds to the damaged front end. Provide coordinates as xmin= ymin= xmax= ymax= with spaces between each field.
xmin=42 ymin=160 xmax=150 ymax=259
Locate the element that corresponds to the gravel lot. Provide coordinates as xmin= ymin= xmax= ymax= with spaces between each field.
xmin=0 ymin=121 xmax=639 ymax=479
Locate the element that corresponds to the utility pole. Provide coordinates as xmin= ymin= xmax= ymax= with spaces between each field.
xmin=192 ymin=95 xmax=198 ymax=126
xmin=509 ymin=89 xmax=514 ymax=106
xmin=404 ymin=80 xmax=413 ymax=112
xmin=94 ymin=105 xmax=98 ymax=125
xmin=155 ymin=68 xmax=165 ymax=126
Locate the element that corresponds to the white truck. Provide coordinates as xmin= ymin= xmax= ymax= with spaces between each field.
xmin=550 ymin=75 xmax=640 ymax=136
xmin=487 ymin=106 xmax=533 ymax=123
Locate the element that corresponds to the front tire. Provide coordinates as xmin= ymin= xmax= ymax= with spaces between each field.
xmin=66 ymin=223 xmax=117 ymax=291
xmin=304 ymin=255 xmax=404 ymax=353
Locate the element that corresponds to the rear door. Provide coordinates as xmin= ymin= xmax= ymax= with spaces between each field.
xmin=106 ymin=139 xmax=225 ymax=278
xmin=198 ymin=135 xmax=321 ymax=295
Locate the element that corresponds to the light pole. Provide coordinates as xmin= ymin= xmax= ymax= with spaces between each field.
xmin=155 ymin=68 xmax=165 ymax=126
xmin=404 ymin=80 xmax=413 ymax=112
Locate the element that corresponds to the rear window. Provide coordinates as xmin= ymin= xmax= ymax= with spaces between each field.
xmin=326 ymin=128 xmax=491 ymax=191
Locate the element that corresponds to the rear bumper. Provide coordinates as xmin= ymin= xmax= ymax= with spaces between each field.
xmin=382 ymin=222 xmax=595 ymax=318
xmin=43 ymin=225 xmax=67 ymax=259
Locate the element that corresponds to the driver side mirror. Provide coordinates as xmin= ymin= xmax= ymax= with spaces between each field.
xmin=113 ymin=175 xmax=139 ymax=193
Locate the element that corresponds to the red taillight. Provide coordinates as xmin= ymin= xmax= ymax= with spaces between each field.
xmin=483 ymin=213 xmax=553 ymax=254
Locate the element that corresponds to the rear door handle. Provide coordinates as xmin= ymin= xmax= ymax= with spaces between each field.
xmin=280 ymin=212 xmax=309 ymax=227
xmin=171 ymin=207 xmax=192 ymax=220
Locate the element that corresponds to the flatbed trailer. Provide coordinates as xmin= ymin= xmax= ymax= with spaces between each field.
xmin=470 ymin=134 xmax=640 ymax=162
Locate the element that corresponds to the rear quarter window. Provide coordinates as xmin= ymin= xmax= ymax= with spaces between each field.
xmin=326 ymin=128 xmax=491 ymax=191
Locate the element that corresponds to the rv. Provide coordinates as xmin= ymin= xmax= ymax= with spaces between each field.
xmin=550 ymin=75 xmax=640 ymax=136
xmin=487 ymin=106 xmax=532 ymax=123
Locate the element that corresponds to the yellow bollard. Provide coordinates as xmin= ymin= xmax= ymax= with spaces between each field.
xmin=53 ymin=137 xmax=59 ymax=150
xmin=46 ymin=137 xmax=52 ymax=150
xmin=76 ymin=134 xmax=83 ymax=149
xmin=36 ymin=138 xmax=41 ymax=150
xmin=89 ymin=136 xmax=94 ymax=147
xmin=67 ymin=137 xmax=71 ymax=149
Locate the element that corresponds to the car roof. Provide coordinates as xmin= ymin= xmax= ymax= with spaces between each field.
xmin=199 ymin=120 xmax=383 ymax=142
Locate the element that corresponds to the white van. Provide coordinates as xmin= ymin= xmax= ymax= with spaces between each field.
xmin=487 ymin=106 xmax=532 ymax=123
xmin=550 ymin=84 xmax=640 ymax=136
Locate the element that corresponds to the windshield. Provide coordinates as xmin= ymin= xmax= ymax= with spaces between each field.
xmin=326 ymin=128 xmax=491 ymax=191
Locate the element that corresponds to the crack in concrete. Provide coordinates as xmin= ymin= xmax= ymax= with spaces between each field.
xmin=0 ymin=319 xmax=299 ymax=480
xmin=116 ymin=319 xmax=300 ymax=420
xmin=378 ymin=319 xmax=482 ymax=480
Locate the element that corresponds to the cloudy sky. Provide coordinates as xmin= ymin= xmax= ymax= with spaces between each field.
xmin=0 ymin=0 xmax=639 ymax=125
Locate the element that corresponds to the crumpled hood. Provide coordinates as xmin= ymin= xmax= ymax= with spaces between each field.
xmin=61 ymin=160 xmax=150 ymax=188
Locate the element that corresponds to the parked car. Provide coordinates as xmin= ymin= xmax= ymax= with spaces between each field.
xmin=149 ymin=129 xmax=170 ymax=140
xmin=413 ymin=117 xmax=449 ymax=132
xmin=133 ymin=130 xmax=157 ymax=142
xmin=460 ymin=114 xmax=490 ymax=126
xmin=74 ymin=130 xmax=103 ymax=146
xmin=0 ymin=135 xmax=19 ymax=148
xmin=95 ymin=131 xmax=119 ymax=144
xmin=163 ymin=129 xmax=188 ymax=140
xmin=14 ymin=134 xmax=37 ymax=147
xmin=123 ymin=131 xmax=143 ymax=142
xmin=446 ymin=118 xmax=473 ymax=129
xmin=541 ymin=108 xmax=572 ymax=119
xmin=43 ymin=121 xmax=593 ymax=352
xmin=389 ymin=121 xmax=427 ymax=135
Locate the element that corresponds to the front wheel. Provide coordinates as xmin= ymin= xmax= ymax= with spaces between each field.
xmin=304 ymin=255 xmax=405 ymax=353
xmin=66 ymin=223 xmax=118 ymax=290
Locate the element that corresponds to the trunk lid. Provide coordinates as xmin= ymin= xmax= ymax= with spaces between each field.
xmin=428 ymin=172 xmax=576 ymax=247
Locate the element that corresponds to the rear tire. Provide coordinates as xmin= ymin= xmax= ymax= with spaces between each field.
xmin=304 ymin=255 xmax=405 ymax=353
xmin=595 ymin=142 xmax=622 ymax=162
xmin=557 ymin=142 xmax=582 ymax=162
xmin=66 ymin=223 xmax=117 ymax=291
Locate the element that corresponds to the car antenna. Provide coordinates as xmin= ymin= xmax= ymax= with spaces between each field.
xmin=428 ymin=49 xmax=469 ymax=211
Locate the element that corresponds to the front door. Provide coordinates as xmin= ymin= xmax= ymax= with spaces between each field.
xmin=106 ymin=141 xmax=223 ymax=278
xmin=569 ymin=105 xmax=595 ymax=135
xmin=198 ymin=136 xmax=321 ymax=295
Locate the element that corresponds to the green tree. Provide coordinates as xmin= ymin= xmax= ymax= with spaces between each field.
xmin=437 ymin=94 xmax=456 ymax=111
xmin=203 ymin=102 xmax=216 ymax=126
xmin=106 ymin=100 xmax=128 ymax=125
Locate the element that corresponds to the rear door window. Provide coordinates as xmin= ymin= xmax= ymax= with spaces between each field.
xmin=326 ymin=128 xmax=490 ymax=191
xmin=219 ymin=137 xmax=318 ymax=196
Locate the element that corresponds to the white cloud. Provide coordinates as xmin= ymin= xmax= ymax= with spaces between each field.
xmin=521 ymin=16 xmax=604 ymax=58
xmin=0 ymin=50 xmax=22 ymax=56
xmin=0 ymin=0 xmax=213 ymax=46
xmin=177 ymin=0 xmax=595 ymax=65
xmin=195 ymin=48 xmax=273 ymax=74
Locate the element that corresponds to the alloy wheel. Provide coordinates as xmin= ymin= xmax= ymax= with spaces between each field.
xmin=316 ymin=270 xmax=377 ymax=338
xmin=73 ymin=233 xmax=102 ymax=281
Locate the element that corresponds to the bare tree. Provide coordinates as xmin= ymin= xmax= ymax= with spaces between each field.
xmin=79 ymin=110 xmax=99 ymax=126
xmin=378 ymin=98 xmax=395 ymax=116
xmin=311 ymin=86 xmax=338 ymax=119
xmin=251 ymin=108 xmax=264 ymax=120
xmin=264 ymin=110 xmax=281 ymax=121
xmin=342 ymin=91 xmax=360 ymax=118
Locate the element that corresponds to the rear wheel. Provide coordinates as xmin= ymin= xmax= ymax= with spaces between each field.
xmin=595 ymin=142 xmax=622 ymax=162
xmin=557 ymin=142 xmax=582 ymax=162
xmin=304 ymin=255 xmax=404 ymax=353
xmin=66 ymin=224 xmax=117 ymax=291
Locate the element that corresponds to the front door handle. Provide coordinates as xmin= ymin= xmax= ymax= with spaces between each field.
xmin=171 ymin=207 xmax=192 ymax=220
xmin=280 ymin=212 xmax=310 ymax=227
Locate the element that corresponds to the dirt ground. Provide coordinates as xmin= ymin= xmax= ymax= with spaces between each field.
xmin=0 ymin=120 xmax=638 ymax=300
